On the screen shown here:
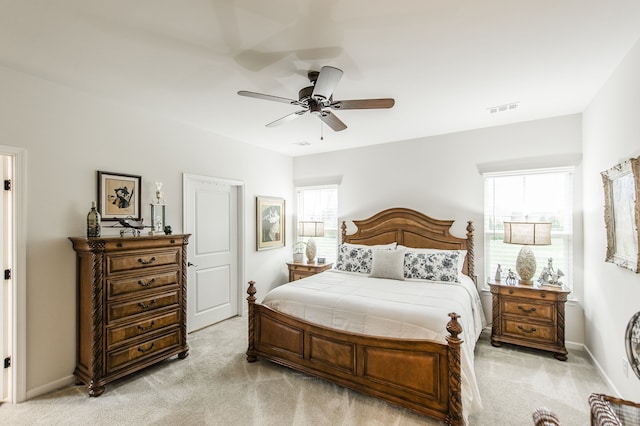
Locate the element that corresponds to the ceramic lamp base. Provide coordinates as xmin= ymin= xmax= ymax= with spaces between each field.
xmin=516 ymin=245 xmax=536 ymax=285
xmin=306 ymin=238 xmax=317 ymax=263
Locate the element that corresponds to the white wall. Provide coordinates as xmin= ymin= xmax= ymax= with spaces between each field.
xmin=583 ymin=38 xmax=640 ymax=398
xmin=294 ymin=114 xmax=585 ymax=345
xmin=0 ymin=65 xmax=294 ymax=396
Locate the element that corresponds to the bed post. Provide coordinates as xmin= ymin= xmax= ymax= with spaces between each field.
xmin=466 ymin=221 xmax=475 ymax=283
xmin=246 ymin=281 xmax=257 ymax=362
xmin=445 ymin=312 xmax=463 ymax=426
xmin=341 ymin=220 xmax=347 ymax=243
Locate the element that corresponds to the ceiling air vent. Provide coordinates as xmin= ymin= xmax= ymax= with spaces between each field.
xmin=488 ymin=102 xmax=520 ymax=114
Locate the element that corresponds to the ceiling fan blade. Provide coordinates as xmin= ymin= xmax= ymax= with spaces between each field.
xmin=312 ymin=66 xmax=344 ymax=100
xmin=266 ymin=110 xmax=307 ymax=127
xmin=318 ymin=110 xmax=347 ymax=132
xmin=238 ymin=90 xmax=299 ymax=105
xmin=330 ymin=98 xmax=395 ymax=110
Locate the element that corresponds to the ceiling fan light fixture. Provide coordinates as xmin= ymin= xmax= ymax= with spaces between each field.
xmin=309 ymin=101 xmax=322 ymax=115
xmin=238 ymin=65 xmax=394 ymax=133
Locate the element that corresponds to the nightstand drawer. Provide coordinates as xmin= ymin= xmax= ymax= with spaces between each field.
xmin=503 ymin=319 xmax=554 ymax=343
xmin=498 ymin=286 xmax=559 ymax=301
xmin=291 ymin=271 xmax=310 ymax=281
xmin=502 ymin=300 xmax=553 ymax=321
xmin=287 ymin=262 xmax=333 ymax=282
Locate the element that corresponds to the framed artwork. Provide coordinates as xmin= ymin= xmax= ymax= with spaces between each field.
xmin=256 ymin=196 xmax=285 ymax=250
xmin=601 ymin=156 xmax=640 ymax=272
xmin=97 ymin=171 xmax=142 ymax=221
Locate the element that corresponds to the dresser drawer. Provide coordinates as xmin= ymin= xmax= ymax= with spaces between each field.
xmin=108 ymin=291 xmax=179 ymax=322
xmin=107 ymin=310 xmax=180 ymax=349
xmin=107 ymin=270 xmax=180 ymax=299
xmin=502 ymin=299 xmax=554 ymax=322
xmin=106 ymin=248 xmax=181 ymax=275
xmin=503 ymin=319 xmax=554 ymax=343
xmin=106 ymin=329 xmax=181 ymax=373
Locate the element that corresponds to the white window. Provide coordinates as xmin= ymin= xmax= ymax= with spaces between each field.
xmin=296 ymin=185 xmax=339 ymax=261
xmin=484 ymin=168 xmax=574 ymax=290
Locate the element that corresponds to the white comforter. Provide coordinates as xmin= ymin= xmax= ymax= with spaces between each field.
xmin=261 ymin=269 xmax=486 ymax=421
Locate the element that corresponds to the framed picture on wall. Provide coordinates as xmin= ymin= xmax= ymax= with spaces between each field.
xmin=601 ymin=156 xmax=640 ymax=272
xmin=256 ymin=196 xmax=285 ymax=251
xmin=97 ymin=171 xmax=142 ymax=221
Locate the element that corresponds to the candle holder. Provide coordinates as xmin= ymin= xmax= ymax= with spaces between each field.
xmin=149 ymin=181 xmax=167 ymax=236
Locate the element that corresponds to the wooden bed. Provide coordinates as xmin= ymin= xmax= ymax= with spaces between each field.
xmin=246 ymin=208 xmax=475 ymax=425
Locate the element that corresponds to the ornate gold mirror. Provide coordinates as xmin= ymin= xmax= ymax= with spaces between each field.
xmin=601 ymin=156 xmax=640 ymax=272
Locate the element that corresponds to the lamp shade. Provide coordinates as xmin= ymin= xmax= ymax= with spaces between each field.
xmin=298 ymin=221 xmax=325 ymax=238
xmin=503 ymin=222 xmax=552 ymax=246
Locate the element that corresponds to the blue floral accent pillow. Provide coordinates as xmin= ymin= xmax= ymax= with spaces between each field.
xmin=403 ymin=250 xmax=460 ymax=282
xmin=334 ymin=245 xmax=374 ymax=274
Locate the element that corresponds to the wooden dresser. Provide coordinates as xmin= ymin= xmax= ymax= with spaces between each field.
xmin=286 ymin=261 xmax=333 ymax=282
xmin=69 ymin=234 xmax=190 ymax=396
xmin=489 ymin=281 xmax=570 ymax=360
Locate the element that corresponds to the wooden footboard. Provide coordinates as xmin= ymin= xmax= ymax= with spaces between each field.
xmin=246 ymin=281 xmax=463 ymax=425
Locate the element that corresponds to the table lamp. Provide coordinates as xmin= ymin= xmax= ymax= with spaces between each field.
xmin=298 ymin=221 xmax=325 ymax=263
xmin=503 ymin=221 xmax=552 ymax=285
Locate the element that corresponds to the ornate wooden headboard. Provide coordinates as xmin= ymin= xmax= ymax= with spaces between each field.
xmin=341 ymin=207 xmax=475 ymax=280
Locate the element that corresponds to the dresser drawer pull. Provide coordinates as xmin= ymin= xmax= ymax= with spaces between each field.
xmin=137 ymin=321 xmax=156 ymax=331
xmin=518 ymin=305 xmax=537 ymax=314
xmin=517 ymin=325 xmax=537 ymax=334
xmin=137 ymin=342 xmax=155 ymax=353
xmin=137 ymin=278 xmax=156 ymax=287
xmin=138 ymin=256 xmax=157 ymax=265
xmin=137 ymin=299 xmax=157 ymax=310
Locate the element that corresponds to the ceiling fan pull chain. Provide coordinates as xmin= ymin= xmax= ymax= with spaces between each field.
xmin=320 ymin=120 xmax=324 ymax=141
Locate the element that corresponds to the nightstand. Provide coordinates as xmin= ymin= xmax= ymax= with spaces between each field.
xmin=287 ymin=262 xmax=333 ymax=282
xmin=489 ymin=281 xmax=570 ymax=361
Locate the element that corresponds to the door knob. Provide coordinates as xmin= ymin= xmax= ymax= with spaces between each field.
xmin=187 ymin=262 xmax=198 ymax=267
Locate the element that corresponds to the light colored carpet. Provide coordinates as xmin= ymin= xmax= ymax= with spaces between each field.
xmin=0 ymin=316 xmax=611 ymax=425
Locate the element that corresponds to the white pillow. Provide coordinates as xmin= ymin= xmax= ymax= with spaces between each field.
xmin=369 ymin=247 xmax=406 ymax=280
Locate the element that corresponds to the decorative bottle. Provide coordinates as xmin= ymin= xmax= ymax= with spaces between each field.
xmin=87 ymin=201 xmax=101 ymax=237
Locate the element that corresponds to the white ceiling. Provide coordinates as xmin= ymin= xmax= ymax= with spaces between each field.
xmin=1 ymin=1 xmax=639 ymax=156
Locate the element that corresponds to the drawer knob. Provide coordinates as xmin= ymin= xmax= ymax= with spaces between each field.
xmin=138 ymin=256 xmax=157 ymax=265
xmin=137 ymin=278 xmax=156 ymax=287
xmin=137 ymin=342 xmax=155 ymax=353
xmin=137 ymin=299 xmax=157 ymax=310
xmin=517 ymin=325 xmax=537 ymax=334
xmin=517 ymin=305 xmax=537 ymax=314
xmin=137 ymin=321 xmax=156 ymax=331
xmin=509 ymin=289 xmax=514 ymax=294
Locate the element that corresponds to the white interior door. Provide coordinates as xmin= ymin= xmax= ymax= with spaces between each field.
xmin=0 ymin=158 xmax=5 ymax=401
xmin=184 ymin=174 xmax=239 ymax=332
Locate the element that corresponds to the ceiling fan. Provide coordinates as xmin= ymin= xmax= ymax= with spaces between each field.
xmin=237 ymin=66 xmax=395 ymax=132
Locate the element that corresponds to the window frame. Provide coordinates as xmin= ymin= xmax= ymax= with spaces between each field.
xmin=483 ymin=167 xmax=574 ymax=291
xmin=295 ymin=184 xmax=339 ymax=262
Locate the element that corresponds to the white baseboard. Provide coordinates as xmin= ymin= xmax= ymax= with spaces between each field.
xmin=25 ymin=374 xmax=76 ymax=401
xmin=566 ymin=340 xmax=584 ymax=351
xmin=583 ymin=345 xmax=621 ymax=397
